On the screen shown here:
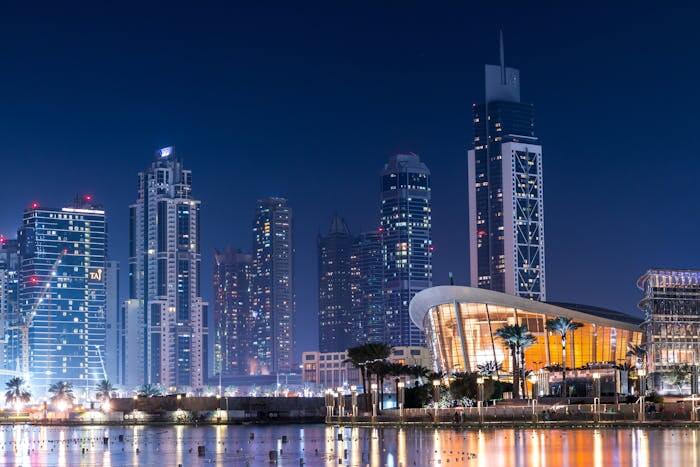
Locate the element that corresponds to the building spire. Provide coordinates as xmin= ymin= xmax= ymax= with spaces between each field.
xmin=499 ymin=29 xmax=506 ymax=84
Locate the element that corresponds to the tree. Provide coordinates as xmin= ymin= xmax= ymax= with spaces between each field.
xmin=406 ymin=365 xmax=430 ymax=386
xmin=546 ymin=317 xmax=584 ymax=397
xmin=5 ymin=377 xmax=31 ymax=408
xmin=495 ymin=324 xmax=537 ymax=399
xmin=95 ymin=379 xmax=115 ymax=401
xmin=48 ymin=381 xmax=75 ymax=405
xmin=137 ymin=383 xmax=163 ymax=397
xmin=345 ymin=343 xmax=392 ymax=394
xmin=665 ymin=364 xmax=691 ymax=393
xmin=626 ymin=343 xmax=648 ymax=369
xmin=476 ymin=361 xmax=502 ymax=379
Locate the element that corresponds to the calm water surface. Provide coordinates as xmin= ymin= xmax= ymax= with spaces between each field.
xmin=0 ymin=424 xmax=695 ymax=466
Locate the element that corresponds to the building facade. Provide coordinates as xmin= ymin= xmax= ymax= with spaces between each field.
xmin=213 ymin=248 xmax=253 ymax=377
xmin=251 ymin=197 xmax=294 ymax=375
xmin=410 ymin=286 xmax=642 ymax=375
xmin=468 ymin=36 xmax=546 ymax=301
xmin=350 ymin=231 xmax=384 ymax=345
xmin=104 ymin=261 xmax=121 ymax=385
xmin=18 ymin=199 xmax=107 ymax=397
xmin=127 ymin=147 xmax=208 ymax=389
xmin=0 ymin=237 xmax=20 ymax=373
xmin=381 ymin=153 xmax=432 ymax=347
xmin=318 ymin=214 xmax=353 ymax=352
xmin=638 ymin=269 xmax=700 ymax=393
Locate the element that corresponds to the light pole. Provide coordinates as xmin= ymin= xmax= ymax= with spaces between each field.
xmin=397 ymin=381 xmax=405 ymax=419
xmin=592 ymin=372 xmax=601 ymax=423
xmin=432 ymin=379 xmax=440 ymax=420
xmin=638 ymin=368 xmax=647 ymax=422
xmin=371 ymin=383 xmax=378 ymax=419
xmin=336 ymin=387 xmax=345 ymax=417
xmin=350 ymin=385 xmax=358 ymax=417
xmin=324 ymin=390 xmax=333 ymax=420
xmin=476 ymin=377 xmax=484 ymax=424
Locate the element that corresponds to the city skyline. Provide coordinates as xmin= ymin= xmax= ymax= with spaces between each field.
xmin=0 ymin=4 xmax=698 ymax=364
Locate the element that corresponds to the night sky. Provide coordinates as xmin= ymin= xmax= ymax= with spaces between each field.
xmin=0 ymin=3 xmax=698 ymax=366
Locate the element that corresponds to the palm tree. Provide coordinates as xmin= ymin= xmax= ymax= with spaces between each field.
xmin=95 ymin=379 xmax=115 ymax=401
xmin=345 ymin=343 xmax=392 ymax=394
xmin=546 ymin=317 xmax=583 ymax=397
xmin=5 ymin=377 xmax=31 ymax=408
xmin=495 ymin=324 xmax=537 ymax=399
xmin=48 ymin=381 xmax=75 ymax=405
xmin=627 ymin=343 xmax=648 ymax=369
xmin=407 ymin=365 xmax=430 ymax=386
xmin=137 ymin=383 xmax=163 ymax=397
xmin=476 ymin=360 xmax=502 ymax=379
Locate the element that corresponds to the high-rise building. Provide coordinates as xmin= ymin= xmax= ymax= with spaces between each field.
xmin=251 ymin=197 xmax=294 ymax=375
xmin=0 ymin=237 xmax=20 ymax=372
xmin=468 ymin=33 xmax=546 ymax=301
xmin=104 ymin=261 xmax=121 ymax=385
xmin=318 ymin=214 xmax=353 ymax=352
xmin=381 ymin=153 xmax=432 ymax=347
xmin=350 ymin=231 xmax=384 ymax=344
xmin=127 ymin=147 xmax=207 ymax=389
xmin=18 ymin=197 xmax=107 ymax=396
xmin=638 ymin=269 xmax=700 ymax=393
xmin=213 ymin=248 xmax=253 ymax=377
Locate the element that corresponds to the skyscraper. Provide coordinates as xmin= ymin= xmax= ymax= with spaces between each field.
xmin=104 ymin=260 xmax=121 ymax=385
xmin=127 ymin=147 xmax=208 ymax=389
xmin=350 ymin=231 xmax=384 ymax=345
xmin=381 ymin=153 xmax=432 ymax=347
xmin=18 ymin=197 xmax=107 ymax=396
xmin=318 ymin=214 xmax=353 ymax=352
xmin=213 ymin=248 xmax=253 ymax=377
xmin=0 ymin=237 xmax=20 ymax=373
xmin=468 ymin=33 xmax=546 ymax=301
xmin=251 ymin=197 xmax=294 ymax=375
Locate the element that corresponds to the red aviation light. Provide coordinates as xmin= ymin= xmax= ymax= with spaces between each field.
xmin=84 ymin=194 xmax=92 ymax=202
xmin=30 ymin=202 xmax=39 ymax=209
xmin=0 ymin=235 xmax=5 ymax=245
xmin=29 ymin=276 xmax=39 ymax=285
xmin=428 ymin=245 xmax=435 ymax=253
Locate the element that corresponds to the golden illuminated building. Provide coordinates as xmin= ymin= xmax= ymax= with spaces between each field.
xmin=409 ymin=286 xmax=643 ymax=374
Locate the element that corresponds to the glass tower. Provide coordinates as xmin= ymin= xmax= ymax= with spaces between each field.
xmin=350 ymin=230 xmax=384 ymax=345
xmin=213 ymin=248 xmax=252 ymax=377
xmin=0 ymin=238 xmax=20 ymax=373
xmin=128 ymin=147 xmax=207 ymax=389
xmin=18 ymin=198 xmax=107 ymax=397
xmin=318 ymin=214 xmax=353 ymax=352
xmin=251 ymin=197 xmax=294 ymax=375
xmin=381 ymin=153 xmax=432 ymax=347
xmin=468 ymin=34 xmax=546 ymax=301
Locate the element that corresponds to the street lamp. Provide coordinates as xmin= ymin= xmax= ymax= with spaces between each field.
xmin=637 ymin=368 xmax=647 ymax=422
xmin=476 ymin=377 xmax=484 ymax=424
xmin=397 ymin=381 xmax=405 ymax=418
xmin=336 ymin=387 xmax=345 ymax=417
xmin=432 ymin=379 xmax=441 ymax=420
xmin=371 ymin=383 xmax=378 ymax=418
xmin=592 ymin=372 xmax=601 ymax=422
xmin=350 ymin=385 xmax=358 ymax=417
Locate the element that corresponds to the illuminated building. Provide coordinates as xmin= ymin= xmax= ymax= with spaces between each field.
xmin=104 ymin=260 xmax=121 ymax=384
xmin=350 ymin=231 xmax=384 ymax=344
xmin=381 ymin=153 xmax=432 ymax=347
xmin=409 ymin=286 xmax=643 ymax=375
xmin=213 ymin=247 xmax=252 ymax=377
xmin=638 ymin=269 xmax=700 ymax=393
xmin=18 ymin=197 xmax=107 ymax=396
xmin=127 ymin=147 xmax=208 ymax=389
xmin=302 ymin=346 xmax=431 ymax=390
xmin=251 ymin=197 xmax=294 ymax=375
xmin=0 ymin=238 xmax=20 ymax=373
xmin=318 ymin=214 xmax=353 ymax=352
xmin=468 ymin=33 xmax=546 ymax=300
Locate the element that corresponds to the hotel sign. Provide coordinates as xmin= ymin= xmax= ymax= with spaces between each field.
xmin=88 ymin=268 xmax=103 ymax=282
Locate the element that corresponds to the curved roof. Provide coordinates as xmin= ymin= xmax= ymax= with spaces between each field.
xmin=409 ymin=286 xmax=642 ymax=332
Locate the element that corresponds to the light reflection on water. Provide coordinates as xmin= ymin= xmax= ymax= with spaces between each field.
xmin=0 ymin=424 xmax=694 ymax=466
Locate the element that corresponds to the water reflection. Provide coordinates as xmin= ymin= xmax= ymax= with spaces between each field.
xmin=0 ymin=424 xmax=695 ymax=465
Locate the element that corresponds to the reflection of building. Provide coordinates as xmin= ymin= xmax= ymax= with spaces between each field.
xmin=318 ymin=214 xmax=353 ymax=352
xmin=351 ymin=231 xmax=384 ymax=344
xmin=381 ymin=153 xmax=432 ymax=347
xmin=409 ymin=286 xmax=642 ymax=374
xmin=638 ymin=269 xmax=700 ymax=393
xmin=251 ymin=197 xmax=294 ymax=375
xmin=18 ymin=198 xmax=107 ymax=396
xmin=213 ymin=248 xmax=253 ymax=377
xmin=127 ymin=147 xmax=208 ymax=389
xmin=301 ymin=346 xmax=432 ymax=391
xmin=468 ymin=34 xmax=546 ymax=300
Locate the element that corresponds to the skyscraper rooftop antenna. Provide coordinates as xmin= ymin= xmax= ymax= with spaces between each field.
xmin=499 ymin=29 xmax=506 ymax=84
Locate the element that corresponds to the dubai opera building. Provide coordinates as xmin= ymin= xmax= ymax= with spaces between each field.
xmin=409 ymin=286 xmax=643 ymax=374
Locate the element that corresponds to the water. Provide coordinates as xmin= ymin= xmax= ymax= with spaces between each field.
xmin=0 ymin=424 xmax=695 ymax=466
